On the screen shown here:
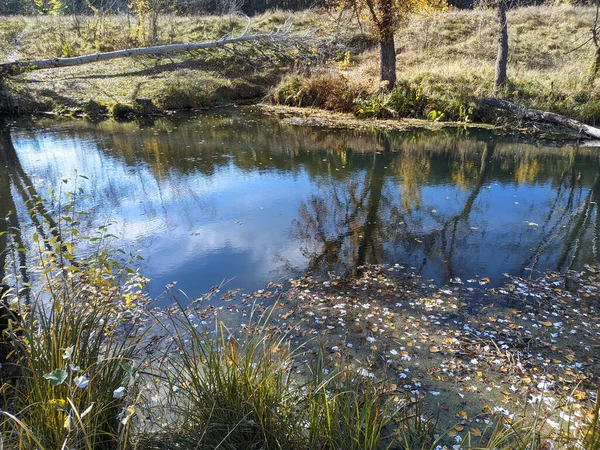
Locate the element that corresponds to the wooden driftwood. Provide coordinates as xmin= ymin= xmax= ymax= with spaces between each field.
xmin=481 ymin=98 xmax=600 ymax=140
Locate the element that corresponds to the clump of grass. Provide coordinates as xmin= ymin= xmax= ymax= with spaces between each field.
xmin=305 ymin=345 xmax=404 ymax=450
xmin=109 ymin=102 xmax=137 ymax=120
xmin=268 ymin=72 xmax=367 ymax=112
xmin=152 ymin=299 xmax=304 ymax=449
xmin=147 ymin=294 xmax=408 ymax=450
xmin=0 ymin=186 xmax=147 ymax=450
xmin=458 ymin=386 xmax=600 ymax=450
xmin=153 ymin=78 xmax=215 ymax=110
xmin=82 ymin=99 xmax=108 ymax=118
xmin=582 ymin=387 xmax=600 ymax=449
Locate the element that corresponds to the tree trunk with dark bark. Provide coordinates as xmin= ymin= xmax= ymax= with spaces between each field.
xmin=378 ymin=0 xmax=396 ymax=90
xmin=494 ymin=0 xmax=508 ymax=92
xmin=379 ymin=36 xmax=396 ymax=91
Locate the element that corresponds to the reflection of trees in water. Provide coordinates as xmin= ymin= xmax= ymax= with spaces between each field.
xmin=294 ymin=133 xmax=396 ymax=276
xmin=292 ymin=132 xmax=600 ymax=281
xmin=414 ymin=142 xmax=495 ymax=280
xmin=7 ymin=113 xmax=600 ymax=284
xmin=0 ymin=121 xmax=32 ymax=291
xmin=525 ymin=152 xmax=600 ymax=273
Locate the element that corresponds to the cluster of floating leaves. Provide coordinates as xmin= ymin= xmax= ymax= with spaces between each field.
xmin=261 ymin=264 xmax=600 ymax=442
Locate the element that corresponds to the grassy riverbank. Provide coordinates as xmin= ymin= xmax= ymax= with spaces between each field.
xmin=1 ymin=6 xmax=600 ymax=128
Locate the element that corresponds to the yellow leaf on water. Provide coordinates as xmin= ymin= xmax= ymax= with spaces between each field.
xmin=458 ymin=410 xmax=468 ymax=420
xmin=429 ymin=346 xmax=440 ymax=353
xmin=454 ymin=425 xmax=465 ymax=432
xmin=471 ymin=428 xmax=482 ymax=437
xmin=540 ymin=321 xmax=553 ymax=327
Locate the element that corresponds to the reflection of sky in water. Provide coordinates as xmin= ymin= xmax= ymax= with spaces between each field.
xmin=13 ymin=131 xmax=309 ymax=298
xmin=5 ymin=113 xmax=600 ymax=303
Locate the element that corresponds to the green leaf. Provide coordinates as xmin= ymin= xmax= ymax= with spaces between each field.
xmin=44 ymin=369 xmax=68 ymax=386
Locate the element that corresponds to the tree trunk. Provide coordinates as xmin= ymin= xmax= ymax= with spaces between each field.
xmin=378 ymin=0 xmax=396 ymax=90
xmin=379 ymin=37 xmax=397 ymax=91
xmin=494 ymin=0 xmax=508 ymax=92
xmin=590 ymin=5 xmax=600 ymax=84
xmin=0 ymin=31 xmax=304 ymax=76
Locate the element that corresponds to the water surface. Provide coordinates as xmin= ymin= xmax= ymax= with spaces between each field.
xmin=1 ymin=108 xmax=599 ymax=302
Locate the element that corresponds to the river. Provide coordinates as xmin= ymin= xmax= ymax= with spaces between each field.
xmin=1 ymin=107 xmax=599 ymax=303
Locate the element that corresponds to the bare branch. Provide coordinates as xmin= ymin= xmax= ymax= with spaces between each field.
xmin=240 ymin=15 xmax=252 ymax=37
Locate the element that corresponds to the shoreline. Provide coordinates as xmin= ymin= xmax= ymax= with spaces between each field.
xmin=2 ymin=101 xmax=596 ymax=146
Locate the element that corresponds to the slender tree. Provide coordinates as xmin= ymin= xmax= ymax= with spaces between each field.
xmin=494 ymin=0 xmax=508 ymax=92
xmin=589 ymin=4 xmax=600 ymax=84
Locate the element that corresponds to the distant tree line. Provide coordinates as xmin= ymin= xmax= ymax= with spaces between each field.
xmin=0 ymin=0 xmax=324 ymax=16
xmin=0 ymin=0 xmax=592 ymax=16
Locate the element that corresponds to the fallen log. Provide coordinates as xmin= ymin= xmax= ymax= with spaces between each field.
xmin=481 ymin=97 xmax=600 ymax=140
xmin=0 ymin=20 xmax=309 ymax=77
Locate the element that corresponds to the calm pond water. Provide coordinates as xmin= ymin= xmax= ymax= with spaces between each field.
xmin=1 ymin=108 xmax=600 ymax=301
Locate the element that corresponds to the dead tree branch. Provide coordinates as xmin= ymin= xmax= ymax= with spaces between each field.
xmin=0 ymin=23 xmax=312 ymax=77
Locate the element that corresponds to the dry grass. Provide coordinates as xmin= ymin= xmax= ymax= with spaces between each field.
xmin=270 ymin=5 xmax=600 ymax=123
xmin=3 ymin=6 xmax=600 ymax=122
